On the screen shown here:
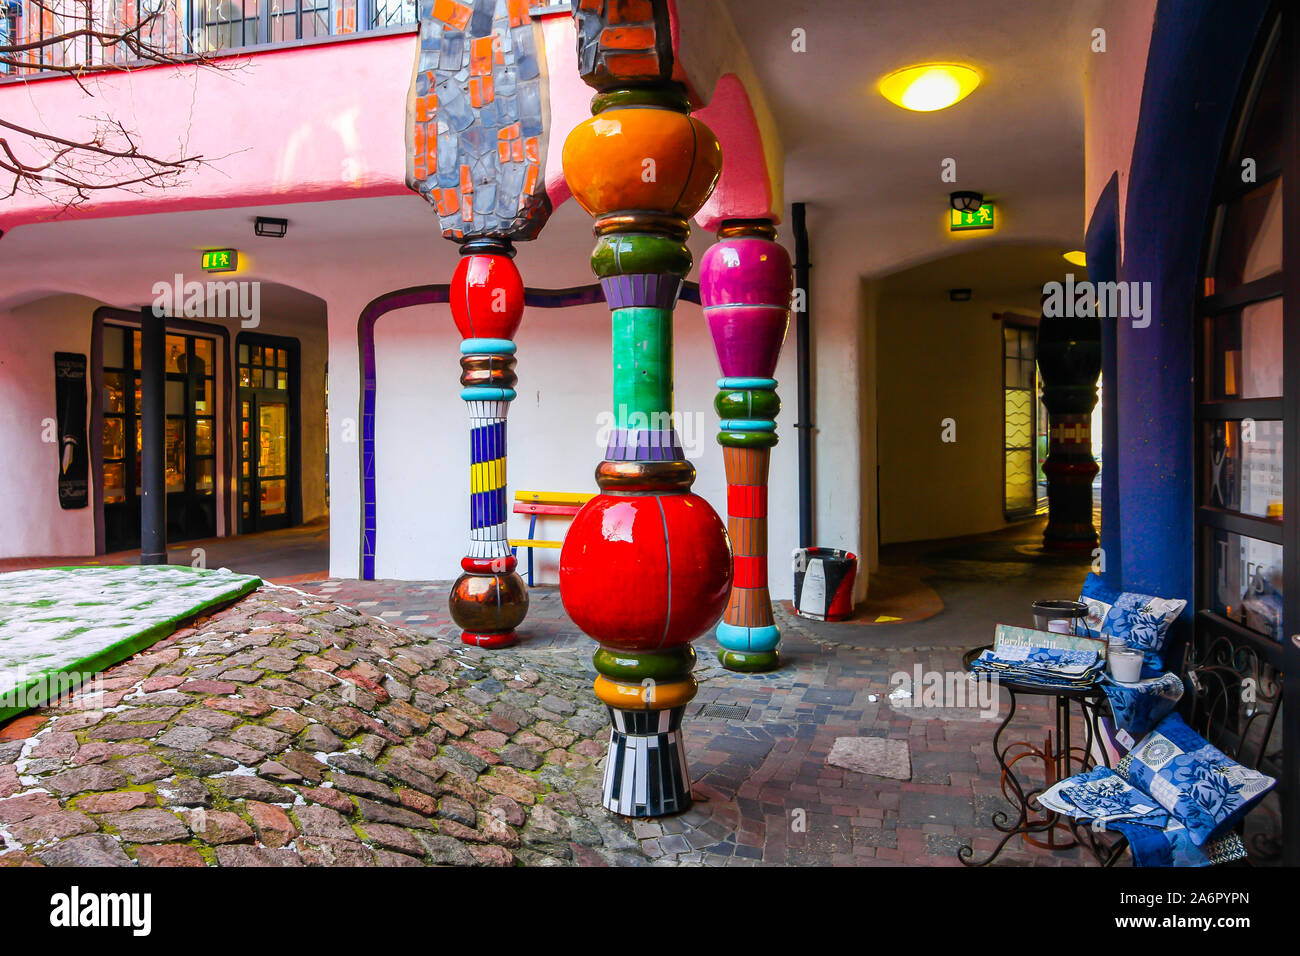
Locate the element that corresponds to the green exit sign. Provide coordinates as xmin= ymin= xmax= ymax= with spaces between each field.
xmin=201 ymin=249 xmax=238 ymax=272
xmin=949 ymin=203 xmax=995 ymax=232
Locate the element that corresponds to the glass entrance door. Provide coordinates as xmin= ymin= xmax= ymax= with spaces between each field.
xmin=237 ymin=339 xmax=296 ymax=532
xmin=102 ymin=326 xmax=218 ymax=552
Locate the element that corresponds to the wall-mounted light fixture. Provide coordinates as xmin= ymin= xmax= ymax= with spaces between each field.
xmin=950 ymin=191 xmax=984 ymax=213
xmin=254 ymin=217 xmax=288 ymax=238
xmin=949 ymin=288 xmax=972 ymax=302
xmin=879 ymin=63 xmax=982 ymax=112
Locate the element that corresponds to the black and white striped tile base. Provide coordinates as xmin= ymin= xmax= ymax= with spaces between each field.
xmin=601 ymin=706 xmax=691 ymax=817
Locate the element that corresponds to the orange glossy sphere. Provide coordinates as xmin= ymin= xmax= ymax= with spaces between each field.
xmin=562 ymin=108 xmax=722 ymax=221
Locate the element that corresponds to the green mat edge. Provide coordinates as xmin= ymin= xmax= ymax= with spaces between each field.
xmin=0 ymin=566 xmax=263 ymax=726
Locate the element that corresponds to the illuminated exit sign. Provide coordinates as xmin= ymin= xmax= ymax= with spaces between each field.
xmin=949 ymin=203 xmax=995 ymax=232
xmin=201 ymin=249 xmax=238 ymax=272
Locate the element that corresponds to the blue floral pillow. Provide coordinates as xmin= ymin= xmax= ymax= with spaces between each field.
xmin=1111 ymin=820 xmax=1248 ymax=867
xmin=1079 ymin=573 xmax=1186 ymax=668
xmin=1117 ymin=713 xmax=1276 ymax=846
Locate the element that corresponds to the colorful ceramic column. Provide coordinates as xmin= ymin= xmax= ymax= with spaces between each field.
xmin=1037 ymin=309 xmax=1102 ymax=552
xmin=558 ymin=0 xmax=731 ymax=817
xmin=408 ymin=0 xmax=556 ymax=646
xmin=700 ymin=220 xmax=793 ymax=671
xmin=449 ymin=239 xmax=529 ymax=647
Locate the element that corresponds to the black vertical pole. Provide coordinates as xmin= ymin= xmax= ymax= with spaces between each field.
xmin=139 ymin=306 xmax=167 ymax=565
xmin=792 ymin=202 xmax=813 ymax=549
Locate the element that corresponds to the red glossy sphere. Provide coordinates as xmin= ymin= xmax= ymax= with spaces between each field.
xmin=558 ymin=492 xmax=732 ymax=652
xmin=451 ymin=254 xmax=525 ymax=340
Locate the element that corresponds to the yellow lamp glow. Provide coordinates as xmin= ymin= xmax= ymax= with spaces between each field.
xmin=879 ymin=63 xmax=982 ymax=112
xmin=1063 ymin=250 xmax=1087 ymax=267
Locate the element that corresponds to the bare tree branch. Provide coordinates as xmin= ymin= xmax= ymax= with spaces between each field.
xmin=0 ymin=0 xmax=242 ymax=207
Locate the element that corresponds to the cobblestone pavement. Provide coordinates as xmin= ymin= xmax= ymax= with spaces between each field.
xmin=300 ymin=578 xmax=1100 ymax=867
xmin=0 ymin=586 xmax=644 ymax=868
xmin=0 ymin=567 xmax=1104 ymax=867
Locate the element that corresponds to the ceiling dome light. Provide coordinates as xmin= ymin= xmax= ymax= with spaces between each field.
xmin=879 ymin=63 xmax=981 ymax=112
xmin=1063 ymin=250 xmax=1087 ymax=267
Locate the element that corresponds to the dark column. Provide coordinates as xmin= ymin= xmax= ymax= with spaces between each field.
xmin=1037 ymin=309 xmax=1101 ymax=551
xmin=138 ymin=306 xmax=167 ymax=565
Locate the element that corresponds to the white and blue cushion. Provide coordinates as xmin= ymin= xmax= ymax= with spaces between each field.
xmin=1117 ymin=712 xmax=1276 ymax=846
xmin=1079 ymin=573 xmax=1186 ymax=670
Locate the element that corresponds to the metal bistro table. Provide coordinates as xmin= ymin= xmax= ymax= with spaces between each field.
xmin=957 ymin=644 xmax=1110 ymax=866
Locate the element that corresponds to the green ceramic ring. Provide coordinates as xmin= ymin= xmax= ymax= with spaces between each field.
xmin=718 ymin=648 xmax=781 ymax=673
xmin=718 ymin=429 xmax=779 ymax=449
xmin=591 ymin=233 xmax=693 ymax=279
xmin=715 ymin=388 xmax=781 ymax=420
xmin=590 ymin=87 xmax=692 ymax=115
xmin=593 ymin=645 xmax=697 ymax=682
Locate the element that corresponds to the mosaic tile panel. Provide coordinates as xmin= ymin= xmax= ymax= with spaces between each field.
xmin=573 ymin=0 xmax=674 ymax=90
xmin=408 ymin=0 xmax=555 ymax=240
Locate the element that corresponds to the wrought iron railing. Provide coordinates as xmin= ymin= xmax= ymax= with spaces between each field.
xmin=0 ymin=0 xmax=416 ymax=76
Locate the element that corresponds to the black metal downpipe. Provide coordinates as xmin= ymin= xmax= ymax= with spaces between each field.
xmin=139 ymin=306 xmax=168 ymax=565
xmin=792 ymin=202 xmax=813 ymax=549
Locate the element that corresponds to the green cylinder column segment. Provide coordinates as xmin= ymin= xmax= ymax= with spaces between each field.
xmin=611 ymin=306 xmax=674 ymax=429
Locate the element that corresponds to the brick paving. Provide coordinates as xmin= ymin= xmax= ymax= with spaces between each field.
xmin=298 ymin=576 xmax=1102 ymax=867
xmin=1 ymin=528 xmax=1108 ymax=867
xmin=0 ymin=587 xmax=645 ymax=868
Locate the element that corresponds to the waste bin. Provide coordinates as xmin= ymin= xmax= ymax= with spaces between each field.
xmin=792 ymin=547 xmax=858 ymax=621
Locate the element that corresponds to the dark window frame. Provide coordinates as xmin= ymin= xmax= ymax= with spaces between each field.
xmin=235 ymin=330 xmax=302 ymax=533
xmin=1000 ymin=312 xmax=1042 ymax=521
xmin=1192 ymin=4 xmax=1298 ymax=865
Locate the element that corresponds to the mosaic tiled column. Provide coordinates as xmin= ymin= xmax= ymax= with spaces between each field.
xmin=700 ymin=220 xmax=793 ymax=672
xmin=1036 ymin=312 xmax=1101 ymax=552
xmin=449 ymin=238 xmax=529 ymax=647
xmin=408 ymin=0 xmax=556 ymax=646
xmin=557 ymin=0 xmax=731 ymax=817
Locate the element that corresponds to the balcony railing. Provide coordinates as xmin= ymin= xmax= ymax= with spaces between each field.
xmin=0 ymin=0 xmax=416 ymax=77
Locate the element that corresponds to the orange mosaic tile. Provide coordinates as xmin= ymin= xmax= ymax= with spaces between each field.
xmin=604 ymin=52 xmax=661 ymax=78
xmin=437 ymin=188 xmax=459 ymax=216
xmin=607 ymin=0 xmax=654 ymax=23
xmin=600 ymin=26 xmax=656 ymax=50
xmin=470 ymin=36 xmax=494 ymax=75
xmin=432 ymin=0 xmax=472 ymax=30
xmin=524 ymin=136 xmax=539 ymax=163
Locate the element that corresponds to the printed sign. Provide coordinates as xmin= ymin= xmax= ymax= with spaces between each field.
xmin=994 ymin=623 xmax=1108 ymax=659
xmin=54 ymin=352 xmax=88 ymax=510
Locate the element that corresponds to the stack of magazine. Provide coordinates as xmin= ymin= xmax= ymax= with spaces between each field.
xmin=969 ymin=625 xmax=1107 ymax=689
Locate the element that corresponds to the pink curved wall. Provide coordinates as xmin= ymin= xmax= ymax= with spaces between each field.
xmin=0 ymin=33 xmax=418 ymax=232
